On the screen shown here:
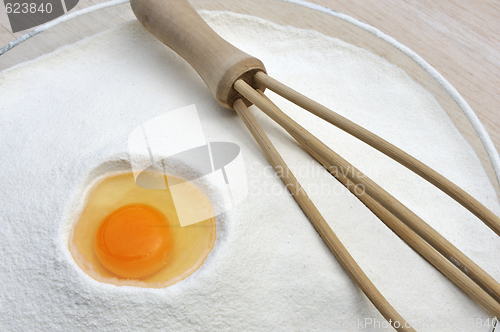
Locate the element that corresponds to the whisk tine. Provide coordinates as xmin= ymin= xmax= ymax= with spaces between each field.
xmin=306 ymin=141 xmax=500 ymax=317
xmin=233 ymin=98 xmax=416 ymax=332
xmin=234 ymin=78 xmax=500 ymax=306
xmin=254 ymin=71 xmax=500 ymax=237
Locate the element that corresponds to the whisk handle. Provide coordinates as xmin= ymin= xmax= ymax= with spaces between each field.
xmin=130 ymin=0 xmax=266 ymax=109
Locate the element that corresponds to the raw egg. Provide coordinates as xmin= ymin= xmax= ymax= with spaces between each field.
xmin=70 ymin=171 xmax=216 ymax=288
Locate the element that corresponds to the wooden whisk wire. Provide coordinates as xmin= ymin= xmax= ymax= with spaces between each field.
xmin=233 ymin=78 xmax=500 ymax=317
xmin=254 ymin=71 xmax=500 ymax=237
xmin=233 ymin=98 xmax=416 ymax=332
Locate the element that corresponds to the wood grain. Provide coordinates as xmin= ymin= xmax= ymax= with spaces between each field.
xmin=1 ymin=0 xmax=498 ymax=155
xmin=308 ymin=0 xmax=500 ymax=156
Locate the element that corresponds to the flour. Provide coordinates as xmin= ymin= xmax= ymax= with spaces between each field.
xmin=0 ymin=10 xmax=499 ymax=332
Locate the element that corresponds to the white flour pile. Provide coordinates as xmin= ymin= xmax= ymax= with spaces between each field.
xmin=1 ymin=10 xmax=500 ymax=332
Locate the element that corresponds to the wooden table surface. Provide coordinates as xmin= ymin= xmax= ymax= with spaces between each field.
xmin=1 ymin=0 xmax=498 ymax=155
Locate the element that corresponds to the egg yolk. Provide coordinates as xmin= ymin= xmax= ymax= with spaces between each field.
xmin=94 ymin=204 xmax=172 ymax=279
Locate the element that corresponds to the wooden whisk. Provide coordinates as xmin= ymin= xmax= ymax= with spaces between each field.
xmin=130 ymin=0 xmax=500 ymax=330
